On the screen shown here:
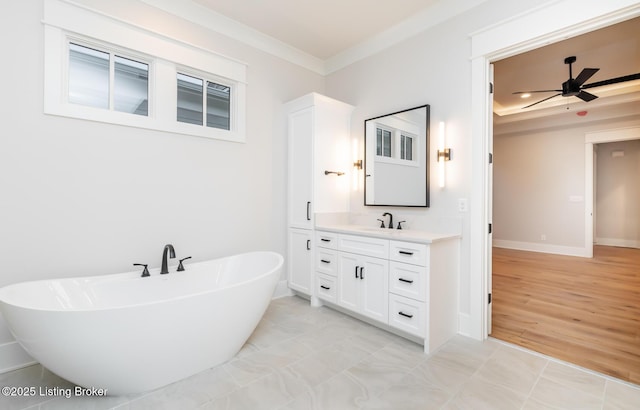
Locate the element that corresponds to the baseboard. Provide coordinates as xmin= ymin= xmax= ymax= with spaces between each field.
xmin=0 ymin=341 xmax=36 ymax=373
xmin=458 ymin=312 xmax=471 ymax=337
xmin=493 ymin=240 xmax=589 ymax=257
xmin=272 ymin=279 xmax=294 ymax=299
xmin=595 ymin=237 xmax=640 ymax=249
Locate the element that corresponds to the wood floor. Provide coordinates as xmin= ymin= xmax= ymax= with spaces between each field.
xmin=491 ymin=245 xmax=640 ymax=385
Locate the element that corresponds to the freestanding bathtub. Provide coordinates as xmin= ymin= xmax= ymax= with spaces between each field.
xmin=0 ymin=251 xmax=283 ymax=395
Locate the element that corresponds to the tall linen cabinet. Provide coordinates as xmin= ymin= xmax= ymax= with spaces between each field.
xmin=286 ymin=93 xmax=354 ymax=301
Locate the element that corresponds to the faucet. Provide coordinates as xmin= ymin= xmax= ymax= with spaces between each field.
xmin=382 ymin=212 xmax=393 ymax=229
xmin=160 ymin=244 xmax=175 ymax=274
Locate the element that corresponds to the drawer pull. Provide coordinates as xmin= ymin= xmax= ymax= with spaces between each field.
xmin=398 ymin=278 xmax=414 ymax=284
xmin=321 ymin=238 xmax=331 ymax=242
xmin=399 ymin=250 xmax=414 ymax=256
xmin=398 ymin=311 xmax=413 ymax=319
xmin=355 ymin=266 xmax=360 ymax=279
xmin=360 ymin=266 xmax=364 ymax=280
xmin=321 ymin=259 xmax=331 ymax=264
xmin=320 ymin=285 xmax=331 ymax=290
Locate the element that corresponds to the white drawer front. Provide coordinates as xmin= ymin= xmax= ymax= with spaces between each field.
xmin=389 ymin=240 xmax=428 ymax=266
xmin=316 ymin=273 xmax=337 ymax=303
xmin=388 ymin=294 xmax=426 ymax=338
xmin=316 ymin=231 xmax=338 ymax=249
xmin=316 ymin=248 xmax=337 ymax=276
xmin=389 ymin=261 xmax=426 ymax=301
xmin=338 ymin=234 xmax=389 ymax=259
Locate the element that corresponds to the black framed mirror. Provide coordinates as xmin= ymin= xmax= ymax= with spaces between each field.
xmin=364 ymin=105 xmax=429 ymax=207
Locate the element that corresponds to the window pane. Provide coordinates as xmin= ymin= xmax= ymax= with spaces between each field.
xmin=376 ymin=128 xmax=382 ymax=156
xmin=401 ymin=135 xmax=413 ymax=160
xmin=114 ymin=56 xmax=148 ymax=116
xmin=68 ymin=43 xmax=109 ymax=109
xmin=177 ymin=73 xmax=203 ymax=125
xmin=383 ymin=130 xmax=391 ymax=157
xmin=206 ymin=81 xmax=230 ymax=130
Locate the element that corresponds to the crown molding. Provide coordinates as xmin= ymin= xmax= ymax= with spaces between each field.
xmin=140 ymin=0 xmax=488 ymax=76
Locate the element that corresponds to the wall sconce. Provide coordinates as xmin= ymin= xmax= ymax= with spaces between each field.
xmin=353 ymin=159 xmax=363 ymax=169
xmin=437 ymin=121 xmax=451 ymax=188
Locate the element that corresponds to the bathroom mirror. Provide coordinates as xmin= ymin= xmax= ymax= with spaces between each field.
xmin=364 ymin=105 xmax=429 ymax=207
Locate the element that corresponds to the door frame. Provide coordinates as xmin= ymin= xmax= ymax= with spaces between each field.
xmin=469 ymin=1 xmax=640 ymax=340
xmin=585 ymin=127 xmax=640 ymax=256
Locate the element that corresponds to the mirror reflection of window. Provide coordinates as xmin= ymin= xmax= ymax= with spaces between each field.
xmin=401 ymin=134 xmax=413 ymax=161
xmin=376 ymin=128 xmax=392 ymax=157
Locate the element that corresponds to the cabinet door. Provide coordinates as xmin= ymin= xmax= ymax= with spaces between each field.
xmin=359 ymin=256 xmax=389 ymax=322
xmin=337 ymin=252 xmax=359 ymax=311
xmin=288 ymin=228 xmax=312 ymax=294
xmin=288 ymin=108 xmax=313 ymax=228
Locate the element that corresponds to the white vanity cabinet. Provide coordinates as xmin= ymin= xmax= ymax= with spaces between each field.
xmin=315 ymin=228 xmax=459 ymax=354
xmin=288 ymin=228 xmax=313 ymax=294
xmin=285 ymin=93 xmax=353 ymax=297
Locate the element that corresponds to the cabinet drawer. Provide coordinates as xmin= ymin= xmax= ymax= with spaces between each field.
xmin=389 ymin=261 xmax=426 ymax=302
xmin=389 ymin=241 xmax=428 ymax=266
xmin=316 ymin=231 xmax=338 ymax=249
xmin=316 ymin=273 xmax=337 ymax=303
xmin=338 ymin=234 xmax=389 ymax=259
xmin=388 ymin=294 xmax=426 ymax=338
xmin=316 ymin=248 xmax=337 ymax=276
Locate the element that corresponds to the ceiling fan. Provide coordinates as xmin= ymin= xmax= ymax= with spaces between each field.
xmin=513 ymin=56 xmax=640 ymax=109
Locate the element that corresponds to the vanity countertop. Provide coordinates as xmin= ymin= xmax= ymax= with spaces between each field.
xmin=315 ymin=224 xmax=460 ymax=244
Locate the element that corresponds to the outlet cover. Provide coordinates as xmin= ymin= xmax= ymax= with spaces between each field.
xmin=458 ymin=198 xmax=468 ymax=213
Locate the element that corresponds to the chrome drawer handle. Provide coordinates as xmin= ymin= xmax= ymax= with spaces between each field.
xmin=320 ymin=285 xmax=330 ymax=290
xmin=399 ymin=250 xmax=414 ymax=256
xmin=321 ymin=259 xmax=331 ymax=264
xmin=398 ymin=311 xmax=413 ymax=319
xmin=398 ymin=278 xmax=413 ymax=284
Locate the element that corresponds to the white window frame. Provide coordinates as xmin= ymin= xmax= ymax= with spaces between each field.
xmin=43 ymin=0 xmax=247 ymax=143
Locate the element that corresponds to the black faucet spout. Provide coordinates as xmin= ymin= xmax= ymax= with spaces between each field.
xmin=161 ymin=244 xmax=175 ymax=274
xmin=382 ymin=212 xmax=393 ymax=229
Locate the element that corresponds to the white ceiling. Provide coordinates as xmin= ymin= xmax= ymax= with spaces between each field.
xmin=192 ymin=0 xmax=440 ymax=60
xmin=144 ymin=0 xmax=640 ymax=121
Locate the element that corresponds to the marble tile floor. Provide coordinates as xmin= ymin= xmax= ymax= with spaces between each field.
xmin=2 ymin=295 xmax=639 ymax=410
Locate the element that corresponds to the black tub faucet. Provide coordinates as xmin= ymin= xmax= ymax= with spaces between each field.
xmin=161 ymin=244 xmax=175 ymax=274
xmin=383 ymin=212 xmax=393 ymax=229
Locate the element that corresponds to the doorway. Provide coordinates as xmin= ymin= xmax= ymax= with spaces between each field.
xmin=468 ymin=0 xmax=640 ymax=343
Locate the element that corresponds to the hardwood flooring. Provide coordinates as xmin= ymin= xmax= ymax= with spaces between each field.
xmin=491 ymin=245 xmax=640 ymax=385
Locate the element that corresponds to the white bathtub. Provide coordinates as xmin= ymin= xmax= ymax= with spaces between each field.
xmin=0 ymin=251 xmax=283 ymax=395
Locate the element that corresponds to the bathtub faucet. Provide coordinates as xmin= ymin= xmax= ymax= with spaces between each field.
xmin=160 ymin=244 xmax=176 ymax=274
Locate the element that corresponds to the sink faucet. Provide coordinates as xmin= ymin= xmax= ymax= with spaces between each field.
xmin=382 ymin=212 xmax=393 ymax=229
xmin=160 ymin=244 xmax=175 ymax=274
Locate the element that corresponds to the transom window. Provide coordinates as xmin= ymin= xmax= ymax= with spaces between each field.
xmin=44 ymin=0 xmax=247 ymax=142
xmin=68 ymin=43 xmax=149 ymax=116
xmin=177 ymin=73 xmax=230 ymax=130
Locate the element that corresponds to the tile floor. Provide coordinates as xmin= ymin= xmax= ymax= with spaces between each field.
xmin=1 ymin=295 xmax=639 ymax=409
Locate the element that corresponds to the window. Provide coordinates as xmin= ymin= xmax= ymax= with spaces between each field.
xmin=177 ymin=73 xmax=231 ymax=130
xmin=68 ymin=43 xmax=149 ymax=116
xmin=44 ymin=0 xmax=247 ymax=142
xmin=376 ymin=128 xmax=392 ymax=157
xmin=401 ymin=134 xmax=413 ymax=160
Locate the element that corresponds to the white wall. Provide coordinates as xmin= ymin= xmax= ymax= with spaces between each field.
xmin=325 ymin=0 xmax=547 ymax=331
xmin=596 ymin=139 xmax=640 ymax=247
xmin=492 ymin=118 xmax=640 ymax=256
xmin=0 ymin=0 xmax=324 ymax=363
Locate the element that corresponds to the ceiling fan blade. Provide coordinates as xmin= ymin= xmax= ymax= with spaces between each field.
xmin=574 ymin=68 xmax=599 ymax=86
xmin=513 ymin=89 xmax=562 ymax=94
xmin=582 ymin=73 xmax=640 ymax=89
xmin=521 ymin=93 xmax=562 ymax=109
xmin=576 ymin=90 xmax=598 ymax=102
